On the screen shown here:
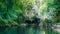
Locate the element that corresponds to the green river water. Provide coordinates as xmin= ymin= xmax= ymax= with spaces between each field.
xmin=0 ymin=26 xmax=59 ymax=34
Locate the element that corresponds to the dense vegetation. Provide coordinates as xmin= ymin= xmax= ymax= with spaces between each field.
xmin=0 ymin=0 xmax=60 ymax=25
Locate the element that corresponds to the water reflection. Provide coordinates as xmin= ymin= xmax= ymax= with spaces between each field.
xmin=0 ymin=25 xmax=59 ymax=34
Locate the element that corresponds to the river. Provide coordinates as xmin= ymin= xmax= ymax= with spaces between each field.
xmin=0 ymin=25 xmax=60 ymax=34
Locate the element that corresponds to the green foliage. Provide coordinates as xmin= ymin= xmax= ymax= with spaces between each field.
xmin=0 ymin=0 xmax=34 ymax=25
xmin=0 ymin=0 xmax=60 ymax=25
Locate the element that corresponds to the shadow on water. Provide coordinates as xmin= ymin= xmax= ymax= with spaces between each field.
xmin=0 ymin=25 xmax=60 ymax=34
